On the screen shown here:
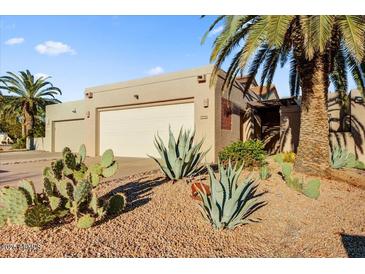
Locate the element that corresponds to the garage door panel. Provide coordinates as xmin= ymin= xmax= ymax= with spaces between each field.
xmin=54 ymin=119 xmax=84 ymax=152
xmin=99 ymin=103 xmax=194 ymax=157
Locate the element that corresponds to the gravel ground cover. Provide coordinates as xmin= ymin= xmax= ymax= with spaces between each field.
xmin=1 ymin=159 xmax=365 ymax=258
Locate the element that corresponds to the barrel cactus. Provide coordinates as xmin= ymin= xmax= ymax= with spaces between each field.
xmin=149 ymin=127 xmax=209 ymax=181
xmin=196 ymin=162 xmax=266 ymax=230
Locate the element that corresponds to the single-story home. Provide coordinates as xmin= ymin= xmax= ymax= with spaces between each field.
xmin=42 ymin=65 xmax=365 ymax=163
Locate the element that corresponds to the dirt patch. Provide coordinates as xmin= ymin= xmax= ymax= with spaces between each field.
xmin=1 ymin=160 xmax=365 ymax=258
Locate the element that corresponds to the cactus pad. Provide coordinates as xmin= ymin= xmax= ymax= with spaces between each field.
xmin=106 ymin=193 xmax=126 ymax=215
xmin=24 ymin=204 xmax=55 ymax=228
xmin=0 ymin=187 xmax=29 ymax=225
xmin=101 ymin=149 xmax=114 ymax=168
xmin=76 ymin=214 xmax=95 ymax=229
xmin=102 ymin=161 xmax=118 ymax=178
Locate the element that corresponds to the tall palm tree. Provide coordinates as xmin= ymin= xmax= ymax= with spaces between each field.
xmin=203 ymin=16 xmax=365 ymax=174
xmin=0 ymin=70 xmax=62 ymax=138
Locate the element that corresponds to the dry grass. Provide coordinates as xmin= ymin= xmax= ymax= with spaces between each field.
xmin=1 ymin=159 xmax=365 ymax=258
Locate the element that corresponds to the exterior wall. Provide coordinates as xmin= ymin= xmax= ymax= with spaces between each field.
xmin=83 ymin=65 xmax=218 ymax=162
xmin=213 ymin=74 xmax=247 ymax=159
xmin=45 ymin=100 xmax=85 ymax=152
xmin=280 ymin=91 xmax=365 ymax=162
xmin=26 ymin=137 xmax=46 ymax=150
xmin=279 ymin=105 xmax=300 ymax=152
xmin=350 ymin=89 xmax=365 ymax=162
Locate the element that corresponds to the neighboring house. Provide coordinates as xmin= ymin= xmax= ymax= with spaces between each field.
xmin=0 ymin=132 xmax=13 ymax=144
xmin=44 ymin=65 xmax=365 ymax=163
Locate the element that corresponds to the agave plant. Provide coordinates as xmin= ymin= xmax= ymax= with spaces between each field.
xmin=149 ymin=127 xmax=209 ymax=181
xmin=331 ymin=146 xmax=365 ymax=170
xmin=196 ymin=162 xmax=266 ymax=230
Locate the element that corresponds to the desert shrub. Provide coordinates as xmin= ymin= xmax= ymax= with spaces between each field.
xmin=219 ymin=139 xmax=266 ymax=167
xmin=331 ymin=146 xmax=365 ymax=170
xmin=150 ymin=127 xmax=209 ymax=181
xmin=0 ymin=145 xmax=125 ymax=230
xmin=195 ymin=162 xmax=266 ymax=230
xmin=12 ymin=137 xmax=26 ymax=149
xmin=281 ymin=163 xmax=320 ymax=199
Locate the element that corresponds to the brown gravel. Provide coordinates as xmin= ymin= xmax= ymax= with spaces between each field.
xmin=1 ymin=159 xmax=365 ymax=258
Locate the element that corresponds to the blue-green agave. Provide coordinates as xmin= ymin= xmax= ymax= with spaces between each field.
xmin=197 ymin=162 xmax=266 ymax=230
xmin=331 ymin=146 xmax=365 ymax=170
xmin=150 ymin=127 xmax=209 ymax=181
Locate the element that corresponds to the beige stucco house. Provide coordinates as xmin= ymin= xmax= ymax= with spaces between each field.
xmin=43 ymin=64 xmax=365 ymax=163
xmin=44 ymin=65 xmax=263 ymax=162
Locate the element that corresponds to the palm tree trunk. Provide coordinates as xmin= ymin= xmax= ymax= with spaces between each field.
xmin=294 ymin=54 xmax=331 ymax=174
xmin=23 ymin=105 xmax=34 ymax=137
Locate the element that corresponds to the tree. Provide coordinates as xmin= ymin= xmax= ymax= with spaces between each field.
xmin=203 ymin=16 xmax=365 ymax=174
xmin=0 ymin=70 xmax=62 ymax=139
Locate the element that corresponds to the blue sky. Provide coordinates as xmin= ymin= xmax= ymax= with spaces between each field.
xmin=0 ymin=16 xmax=356 ymax=102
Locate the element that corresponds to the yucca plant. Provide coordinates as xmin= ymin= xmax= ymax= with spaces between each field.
xmin=196 ymin=162 xmax=266 ymax=230
xmin=149 ymin=127 xmax=209 ymax=181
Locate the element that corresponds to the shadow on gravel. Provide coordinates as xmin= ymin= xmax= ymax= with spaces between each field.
xmin=341 ymin=233 xmax=365 ymax=258
xmin=95 ymin=176 xmax=168 ymax=226
xmin=118 ymin=176 xmax=168 ymax=213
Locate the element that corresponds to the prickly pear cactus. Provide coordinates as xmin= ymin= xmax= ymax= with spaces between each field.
xmin=19 ymin=180 xmax=37 ymax=205
xmin=76 ymin=214 xmax=95 ymax=229
xmin=0 ymin=208 xmax=7 ymax=228
xmin=48 ymin=196 xmax=61 ymax=211
xmin=24 ymin=204 xmax=55 ymax=229
xmin=106 ymin=193 xmax=126 ymax=215
xmin=73 ymin=181 xmax=92 ymax=204
xmin=303 ymin=179 xmax=321 ymax=199
xmin=0 ymin=187 xmax=29 ymax=225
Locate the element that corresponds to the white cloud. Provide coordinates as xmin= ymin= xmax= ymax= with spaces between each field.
xmin=35 ymin=41 xmax=76 ymax=56
xmin=34 ymin=73 xmax=50 ymax=80
xmin=147 ymin=66 xmax=164 ymax=76
xmin=4 ymin=37 xmax=24 ymax=45
xmin=208 ymin=25 xmax=224 ymax=37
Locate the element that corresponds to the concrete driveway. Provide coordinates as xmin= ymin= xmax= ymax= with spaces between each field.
xmin=0 ymin=151 xmax=157 ymax=191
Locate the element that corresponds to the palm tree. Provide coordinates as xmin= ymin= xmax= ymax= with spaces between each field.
xmin=203 ymin=16 xmax=365 ymax=174
xmin=0 ymin=70 xmax=62 ymax=138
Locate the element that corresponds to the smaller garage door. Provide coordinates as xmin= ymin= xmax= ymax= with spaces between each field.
xmin=54 ymin=119 xmax=84 ymax=152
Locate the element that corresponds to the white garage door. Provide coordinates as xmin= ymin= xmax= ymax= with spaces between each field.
xmin=99 ymin=103 xmax=194 ymax=157
xmin=54 ymin=119 xmax=84 ymax=152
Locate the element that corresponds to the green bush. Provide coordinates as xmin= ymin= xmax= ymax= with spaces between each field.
xmin=218 ymin=140 xmax=266 ymax=167
xmin=12 ymin=137 xmax=26 ymax=149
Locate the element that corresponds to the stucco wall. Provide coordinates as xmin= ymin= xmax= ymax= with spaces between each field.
xmin=350 ymin=89 xmax=365 ymax=162
xmin=45 ymin=100 xmax=85 ymax=152
xmin=26 ymin=137 xmax=46 ymax=150
xmin=82 ymin=65 xmax=217 ymax=162
xmin=279 ymin=105 xmax=301 ymax=152
xmin=213 ymin=75 xmax=247 ymax=158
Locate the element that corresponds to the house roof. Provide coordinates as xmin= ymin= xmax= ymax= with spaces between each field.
xmin=247 ymin=96 xmax=299 ymax=108
xmin=250 ymin=85 xmax=279 ymax=100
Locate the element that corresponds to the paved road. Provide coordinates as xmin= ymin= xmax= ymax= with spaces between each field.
xmin=0 ymin=151 xmax=157 ymax=191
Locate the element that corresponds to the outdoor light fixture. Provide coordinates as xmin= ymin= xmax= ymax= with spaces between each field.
xmin=72 ymin=108 xmax=77 ymax=113
xmin=354 ymin=96 xmax=364 ymax=104
xmin=134 ymin=94 xmax=139 ymax=99
xmin=86 ymin=111 xmax=90 ymax=118
xmin=197 ymin=74 xmax=206 ymax=83
xmin=203 ymin=98 xmax=209 ymax=108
